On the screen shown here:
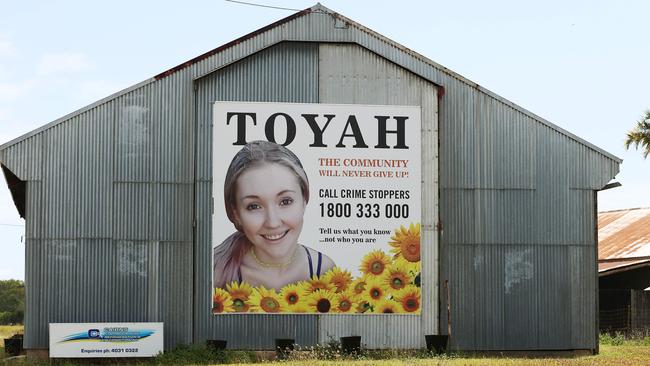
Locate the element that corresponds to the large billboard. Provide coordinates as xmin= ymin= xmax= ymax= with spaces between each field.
xmin=212 ymin=102 xmax=421 ymax=314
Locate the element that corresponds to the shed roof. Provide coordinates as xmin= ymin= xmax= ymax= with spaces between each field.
xmin=598 ymin=207 xmax=650 ymax=274
xmin=0 ymin=4 xmax=623 ymax=165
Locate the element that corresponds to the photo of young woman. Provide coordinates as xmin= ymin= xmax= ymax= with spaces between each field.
xmin=212 ymin=140 xmax=335 ymax=292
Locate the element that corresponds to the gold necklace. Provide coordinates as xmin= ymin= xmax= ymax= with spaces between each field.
xmin=250 ymin=246 xmax=298 ymax=268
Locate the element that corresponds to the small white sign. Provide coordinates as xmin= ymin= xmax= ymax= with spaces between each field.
xmin=49 ymin=323 xmax=163 ymax=358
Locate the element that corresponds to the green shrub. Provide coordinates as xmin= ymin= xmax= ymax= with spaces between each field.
xmin=600 ymin=332 xmax=626 ymax=346
xmin=150 ymin=344 xmax=255 ymax=365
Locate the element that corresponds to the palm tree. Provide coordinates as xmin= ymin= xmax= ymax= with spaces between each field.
xmin=624 ymin=110 xmax=650 ymax=158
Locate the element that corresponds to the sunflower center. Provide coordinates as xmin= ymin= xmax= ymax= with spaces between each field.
xmin=405 ymin=298 xmax=419 ymax=312
xmin=233 ymin=298 xmax=246 ymax=311
xmin=339 ymin=300 xmax=351 ymax=311
xmin=333 ymin=280 xmax=347 ymax=292
xmin=382 ymin=307 xmax=394 ymax=314
xmin=370 ymin=261 xmax=385 ymax=275
xmin=316 ymin=299 xmax=331 ymax=313
xmin=406 ymin=243 xmax=418 ymax=254
xmin=287 ymin=293 xmax=298 ymax=305
xmin=401 ymin=239 xmax=420 ymax=262
xmin=213 ymin=302 xmax=224 ymax=313
xmin=261 ymin=297 xmax=280 ymax=312
xmin=391 ymin=277 xmax=404 ymax=289
xmin=370 ymin=288 xmax=382 ymax=299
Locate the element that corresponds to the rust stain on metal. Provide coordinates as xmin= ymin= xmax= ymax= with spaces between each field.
xmin=598 ymin=207 xmax=650 ymax=273
xmin=153 ymin=7 xmax=313 ymax=80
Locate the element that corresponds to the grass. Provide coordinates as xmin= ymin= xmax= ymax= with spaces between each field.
xmin=1 ymin=331 xmax=649 ymax=365
xmin=0 ymin=325 xmax=23 ymax=340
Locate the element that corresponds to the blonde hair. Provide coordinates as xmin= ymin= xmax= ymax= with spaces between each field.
xmin=212 ymin=141 xmax=309 ymax=288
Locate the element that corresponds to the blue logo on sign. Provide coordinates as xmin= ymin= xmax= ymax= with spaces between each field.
xmin=88 ymin=329 xmax=101 ymax=338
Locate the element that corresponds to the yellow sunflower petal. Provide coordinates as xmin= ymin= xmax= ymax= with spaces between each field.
xmin=351 ymin=276 xmax=368 ymax=296
xmin=394 ymin=256 xmax=420 ymax=276
xmin=389 ymin=222 xmax=421 ymax=263
xmin=307 ymin=289 xmax=337 ymax=313
xmin=394 ymin=285 xmax=421 ymax=314
xmin=355 ymin=295 xmax=372 ymax=313
xmin=248 ymin=286 xmax=286 ymax=313
xmin=359 ymin=250 xmax=392 ymax=277
xmin=226 ymin=281 xmax=253 ymax=312
xmin=363 ymin=276 xmax=389 ymax=305
xmin=333 ymin=290 xmax=357 ymax=313
xmin=212 ymin=288 xmax=234 ymax=313
xmin=323 ymin=267 xmax=353 ymax=293
xmin=305 ymin=275 xmax=336 ymax=294
xmin=280 ymin=282 xmax=308 ymax=308
xmin=383 ymin=262 xmax=414 ymax=292
xmin=374 ymin=299 xmax=402 ymax=314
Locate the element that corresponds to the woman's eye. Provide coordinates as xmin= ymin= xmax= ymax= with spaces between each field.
xmin=246 ymin=203 xmax=261 ymax=210
xmin=280 ymin=198 xmax=294 ymax=206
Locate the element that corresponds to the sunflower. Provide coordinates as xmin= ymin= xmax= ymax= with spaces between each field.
xmin=289 ymin=302 xmax=310 ymax=313
xmin=305 ymin=275 xmax=336 ymax=294
xmin=363 ymin=276 xmax=388 ymax=305
xmin=394 ymin=255 xmax=420 ymax=276
xmin=351 ymin=276 xmax=368 ymax=296
xmin=212 ymin=288 xmax=234 ymax=314
xmin=280 ymin=282 xmax=308 ymax=309
xmin=383 ymin=263 xmax=413 ymax=292
xmin=323 ymin=267 xmax=353 ymax=293
xmin=355 ymin=297 xmax=372 ymax=313
xmin=374 ymin=299 xmax=401 ymax=314
xmin=395 ymin=285 xmax=421 ymax=313
xmin=389 ymin=223 xmax=421 ymax=263
xmin=248 ymin=286 xmax=285 ymax=313
xmin=359 ymin=250 xmax=392 ymax=277
xmin=334 ymin=290 xmax=356 ymax=313
xmin=307 ymin=289 xmax=337 ymax=313
xmin=226 ymin=281 xmax=253 ymax=312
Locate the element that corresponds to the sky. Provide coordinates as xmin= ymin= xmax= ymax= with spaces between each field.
xmin=1 ymin=0 xmax=649 ymax=280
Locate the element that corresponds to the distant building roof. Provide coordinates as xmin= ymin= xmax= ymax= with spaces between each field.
xmin=598 ymin=207 xmax=650 ymax=275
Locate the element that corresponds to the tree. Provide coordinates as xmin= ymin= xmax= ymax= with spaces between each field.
xmin=624 ymin=110 xmax=650 ymax=158
xmin=0 ymin=279 xmax=24 ymax=325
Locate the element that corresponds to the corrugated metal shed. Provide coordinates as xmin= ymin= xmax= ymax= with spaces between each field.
xmin=0 ymin=3 xmax=620 ymax=352
xmin=598 ymin=207 xmax=650 ymax=273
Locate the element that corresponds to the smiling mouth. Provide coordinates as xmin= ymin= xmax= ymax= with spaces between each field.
xmin=262 ymin=230 xmax=289 ymax=241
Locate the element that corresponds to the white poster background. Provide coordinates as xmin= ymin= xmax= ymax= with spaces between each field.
xmin=212 ymin=102 xmax=421 ymax=294
xmin=49 ymin=323 xmax=163 ymax=358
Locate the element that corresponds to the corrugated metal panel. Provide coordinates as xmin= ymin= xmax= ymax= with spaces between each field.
xmin=194 ymin=42 xmax=319 ymax=348
xmin=41 ymin=118 xmax=79 ymax=239
xmin=2 ymin=5 xmax=620 ymax=351
xmin=77 ymin=103 xmax=113 ymax=238
xmin=153 ymin=71 xmax=194 ymax=184
xmin=25 ymin=239 xmax=150 ymax=348
xmin=158 ymin=241 xmax=193 ymax=349
xmin=115 ymin=85 xmax=154 ymax=183
xmin=319 ymin=315 xmax=423 ymax=348
xmin=441 ymin=189 xmax=597 ymax=350
xmin=317 ymin=43 xmax=439 ymax=347
xmin=113 ymin=183 xmax=152 ymax=240
xmin=1 ymin=134 xmax=42 ymax=181
xmin=445 ymin=244 xmax=593 ymax=350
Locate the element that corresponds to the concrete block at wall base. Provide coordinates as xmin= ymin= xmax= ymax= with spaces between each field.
xmin=26 ymin=349 xmax=49 ymax=359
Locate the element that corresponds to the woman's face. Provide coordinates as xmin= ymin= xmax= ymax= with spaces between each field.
xmin=232 ymin=162 xmax=306 ymax=262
